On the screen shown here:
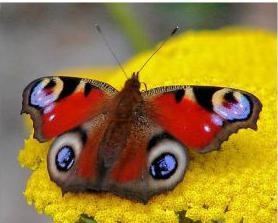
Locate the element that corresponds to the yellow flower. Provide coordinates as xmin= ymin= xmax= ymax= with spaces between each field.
xmin=18 ymin=28 xmax=276 ymax=223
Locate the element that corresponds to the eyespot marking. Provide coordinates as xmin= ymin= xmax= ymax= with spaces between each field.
xmin=150 ymin=153 xmax=178 ymax=179
xmin=212 ymin=89 xmax=252 ymax=121
xmin=147 ymin=139 xmax=188 ymax=191
xmin=30 ymin=79 xmax=59 ymax=108
xmin=55 ymin=146 xmax=75 ymax=171
xmin=48 ymin=132 xmax=83 ymax=182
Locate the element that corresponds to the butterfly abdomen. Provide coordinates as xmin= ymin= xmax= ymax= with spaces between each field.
xmin=97 ymin=77 xmax=144 ymax=176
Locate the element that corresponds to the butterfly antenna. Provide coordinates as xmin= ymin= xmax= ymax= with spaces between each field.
xmin=138 ymin=25 xmax=179 ymax=73
xmin=95 ymin=24 xmax=128 ymax=78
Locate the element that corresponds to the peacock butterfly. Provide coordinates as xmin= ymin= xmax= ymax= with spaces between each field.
xmin=21 ymin=26 xmax=262 ymax=203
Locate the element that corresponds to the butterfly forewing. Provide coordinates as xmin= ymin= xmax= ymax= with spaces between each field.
xmin=143 ymin=85 xmax=262 ymax=152
xmin=22 ymin=76 xmax=118 ymax=142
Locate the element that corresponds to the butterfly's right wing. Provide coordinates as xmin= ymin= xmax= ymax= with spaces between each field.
xmin=47 ymin=113 xmax=110 ymax=193
xmin=143 ymin=85 xmax=262 ymax=153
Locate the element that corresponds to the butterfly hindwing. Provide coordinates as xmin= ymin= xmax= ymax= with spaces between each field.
xmin=100 ymin=115 xmax=189 ymax=203
xmin=143 ymin=85 xmax=262 ymax=152
xmin=22 ymin=76 xmax=118 ymax=142
xmin=47 ymin=113 xmax=109 ymax=193
xmin=46 ymin=99 xmax=189 ymax=203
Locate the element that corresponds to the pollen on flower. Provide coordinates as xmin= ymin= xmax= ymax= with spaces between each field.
xmin=18 ymin=28 xmax=276 ymax=223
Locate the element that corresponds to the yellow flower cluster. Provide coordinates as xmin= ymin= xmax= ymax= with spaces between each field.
xmin=18 ymin=28 xmax=276 ymax=223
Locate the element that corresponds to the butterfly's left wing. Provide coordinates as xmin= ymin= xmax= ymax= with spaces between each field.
xmin=143 ymin=85 xmax=262 ymax=152
xmin=22 ymin=76 xmax=118 ymax=142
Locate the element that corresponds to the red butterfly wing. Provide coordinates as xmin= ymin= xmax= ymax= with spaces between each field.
xmin=99 ymin=118 xmax=189 ymax=203
xmin=22 ymin=76 xmax=118 ymax=142
xmin=143 ymin=86 xmax=262 ymax=152
xmin=47 ymin=114 xmax=109 ymax=192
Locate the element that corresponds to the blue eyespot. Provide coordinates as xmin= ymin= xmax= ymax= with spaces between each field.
xmin=150 ymin=153 xmax=177 ymax=179
xmin=55 ymin=146 xmax=75 ymax=171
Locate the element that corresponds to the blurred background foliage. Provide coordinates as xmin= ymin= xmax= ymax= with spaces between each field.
xmin=0 ymin=3 xmax=276 ymax=223
xmin=0 ymin=3 xmax=276 ymax=54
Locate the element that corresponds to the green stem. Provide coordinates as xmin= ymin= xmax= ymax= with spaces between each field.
xmin=105 ymin=3 xmax=151 ymax=53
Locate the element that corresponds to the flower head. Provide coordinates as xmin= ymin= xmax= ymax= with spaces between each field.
xmin=18 ymin=28 xmax=276 ymax=223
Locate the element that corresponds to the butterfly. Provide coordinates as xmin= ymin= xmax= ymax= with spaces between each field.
xmin=21 ymin=71 xmax=262 ymax=203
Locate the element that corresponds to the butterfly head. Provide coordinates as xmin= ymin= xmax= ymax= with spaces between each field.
xmin=123 ymin=71 xmax=141 ymax=91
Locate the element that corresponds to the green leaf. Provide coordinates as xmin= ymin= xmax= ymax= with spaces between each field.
xmin=77 ymin=214 xmax=97 ymax=223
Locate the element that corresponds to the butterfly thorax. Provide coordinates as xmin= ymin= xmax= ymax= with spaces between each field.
xmin=113 ymin=72 xmax=142 ymax=119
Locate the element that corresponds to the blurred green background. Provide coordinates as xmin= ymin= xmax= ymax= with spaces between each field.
xmin=0 ymin=3 xmax=276 ymax=55
xmin=0 ymin=3 xmax=276 ymax=223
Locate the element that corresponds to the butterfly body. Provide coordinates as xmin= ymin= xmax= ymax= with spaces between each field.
xmin=22 ymin=73 xmax=262 ymax=203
